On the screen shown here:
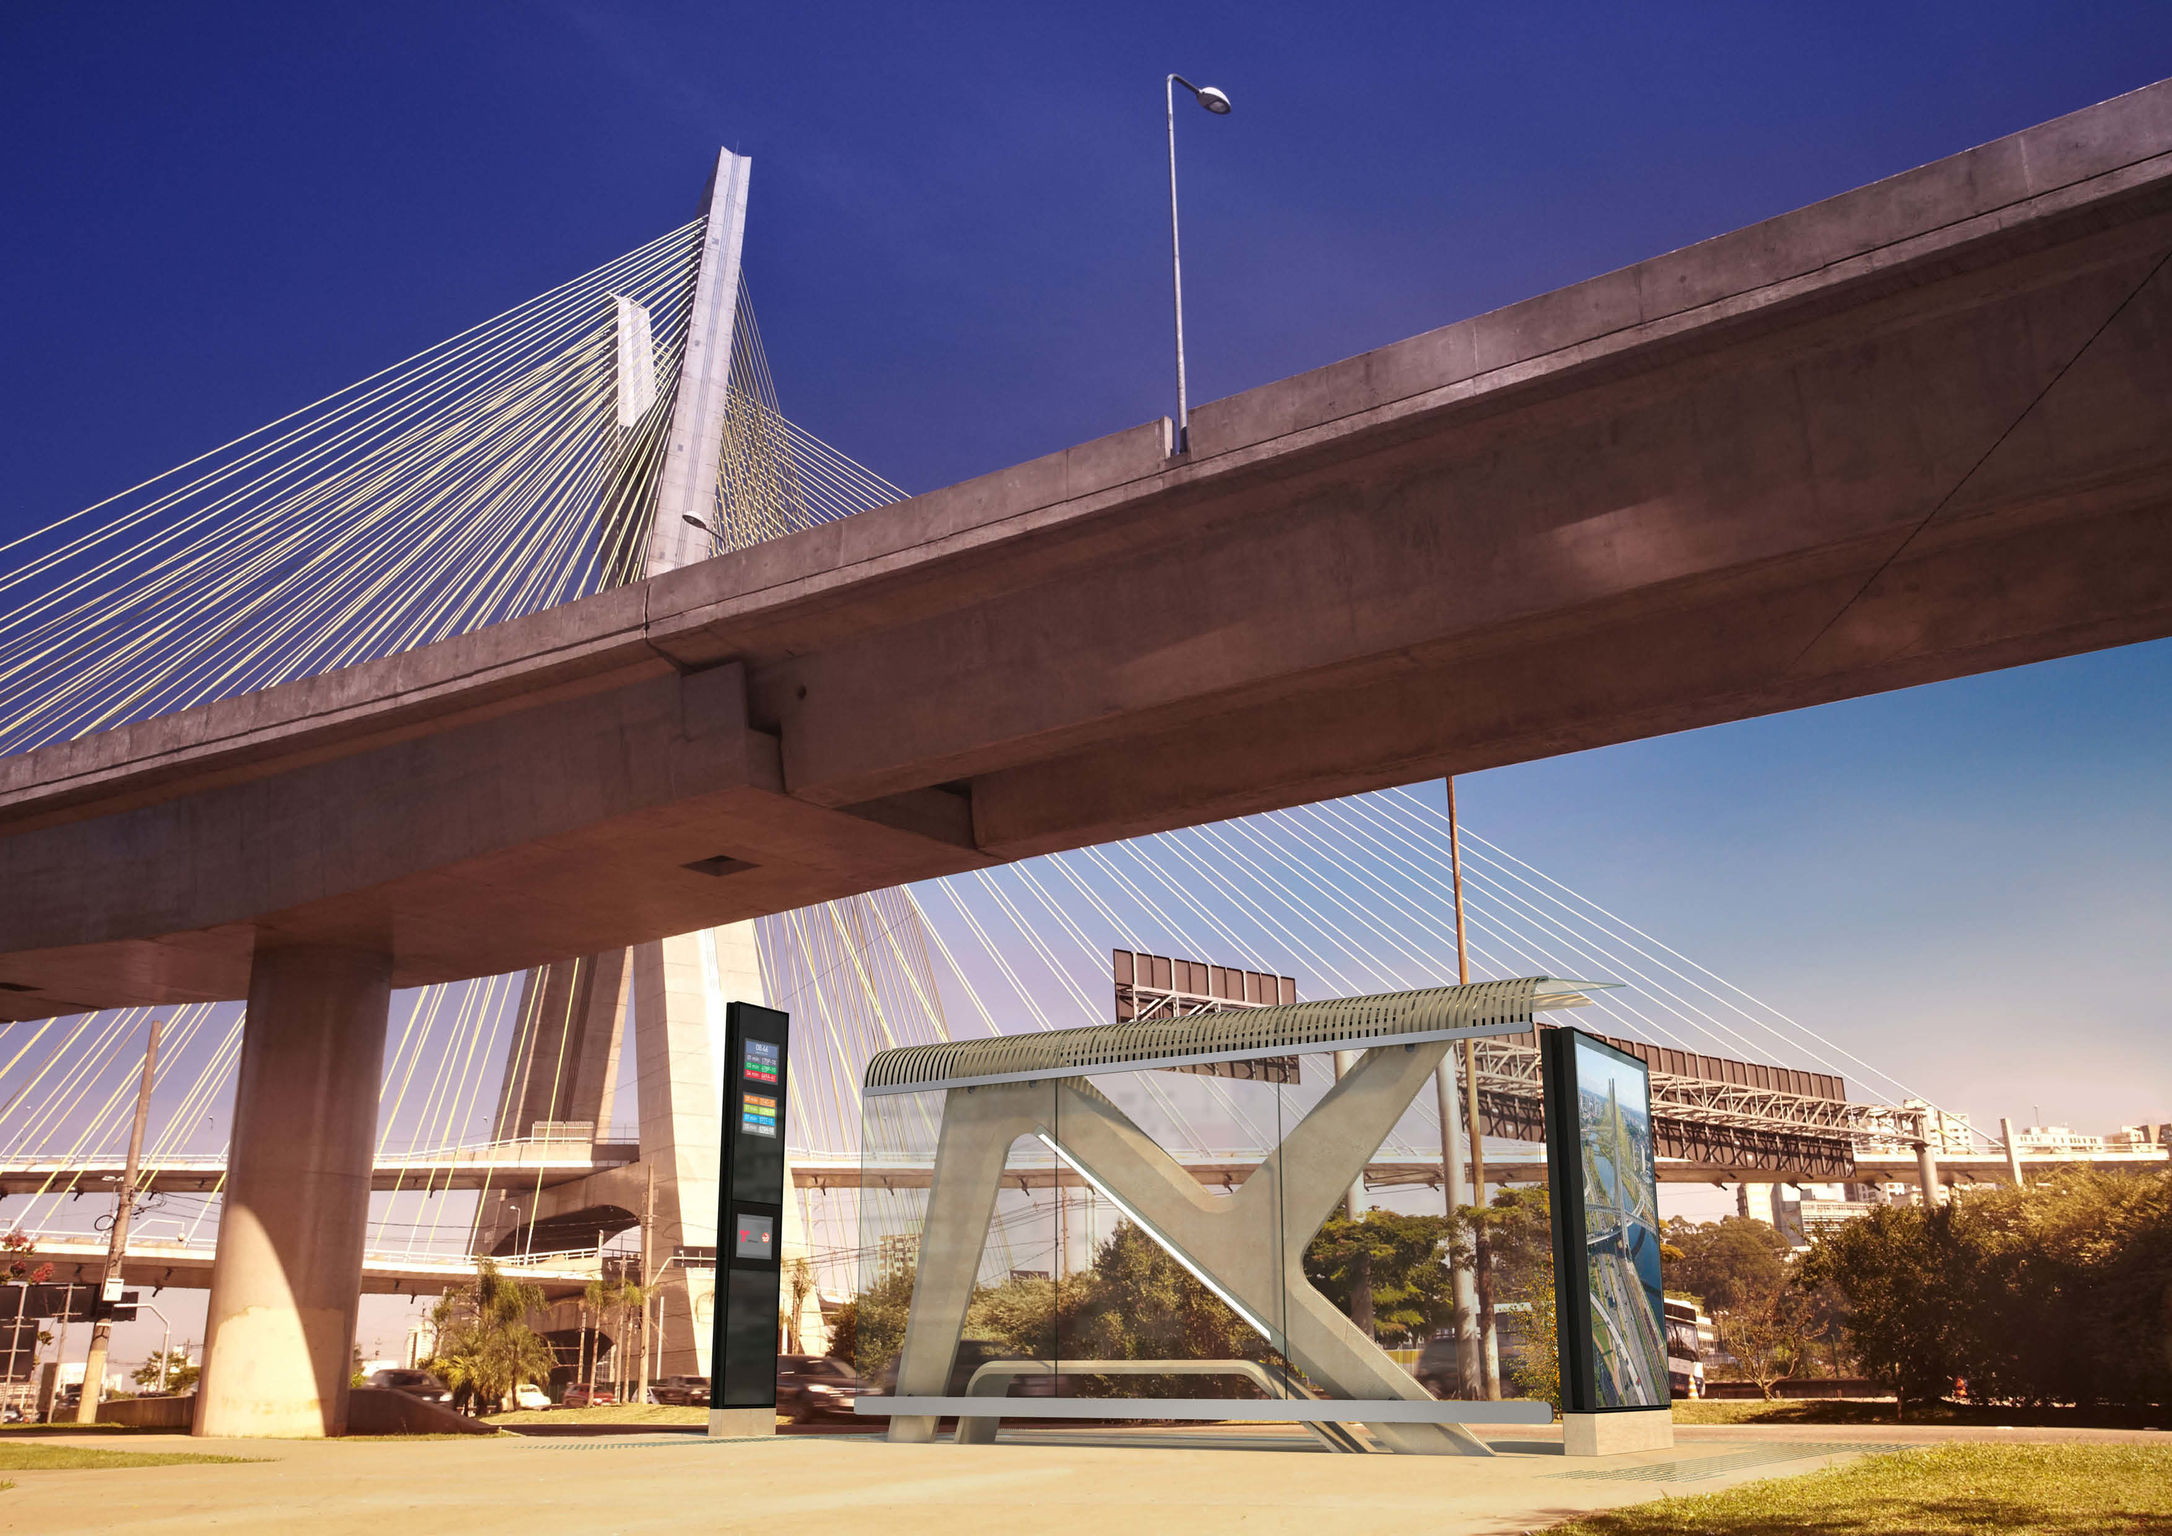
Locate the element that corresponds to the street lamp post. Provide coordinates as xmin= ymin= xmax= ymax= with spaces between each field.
xmin=1166 ymin=73 xmax=1232 ymax=453
xmin=136 ymin=1302 xmax=172 ymax=1393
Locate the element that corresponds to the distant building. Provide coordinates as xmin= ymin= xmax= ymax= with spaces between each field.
xmin=1745 ymin=1181 xmax=1878 ymax=1249
xmin=2013 ymin=1124 xmax=2108 ymax=1158
xmin=2108 ymin=1123 xmax=2169 ymax=1153
xmin=1794 ymin=1197 xmax=1879 ymax=1245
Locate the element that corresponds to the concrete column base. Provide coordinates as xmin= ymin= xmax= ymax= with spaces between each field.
xmin=1563 ymin=1407 xmax=1674 ymax=1456
xmin=708 ymin=1407 xmax=776 ymax=1437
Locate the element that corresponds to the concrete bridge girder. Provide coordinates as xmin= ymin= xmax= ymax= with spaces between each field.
xmin=5 ymin=86 xmax=2172 ymax=1010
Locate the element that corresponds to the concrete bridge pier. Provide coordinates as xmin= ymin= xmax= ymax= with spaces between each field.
xmin=194 ymin=940 xmax=391 ymax=1438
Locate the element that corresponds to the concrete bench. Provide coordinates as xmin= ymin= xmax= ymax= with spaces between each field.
xmin=856 ymin=1358 xmax=1553 ymax=1455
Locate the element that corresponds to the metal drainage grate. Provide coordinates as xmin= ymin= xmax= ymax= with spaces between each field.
xmin=1551 ymin=1441 xmax=1911 ymax=1483
xmin=516 ymin=1434 xmax=790 ymax=1451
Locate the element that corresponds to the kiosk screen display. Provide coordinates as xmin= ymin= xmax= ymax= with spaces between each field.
xmin=734 ymin=1212 xmax=775 ymax=1259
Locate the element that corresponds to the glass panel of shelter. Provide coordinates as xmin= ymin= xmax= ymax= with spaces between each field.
xmin=1058 ymin=1060 xmax=1294 ymax=1405
xmin=856 ymin=1040 xmax=1471 ymax=1427
xmin=855 ymin=1080 xmax=1060 ymax=1403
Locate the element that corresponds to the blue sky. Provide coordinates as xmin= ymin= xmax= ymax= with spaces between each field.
xmin=3 ymin=0 xmax=2168 ymax=1153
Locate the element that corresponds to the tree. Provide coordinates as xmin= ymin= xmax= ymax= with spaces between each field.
xmin=1484 ymin=1187 xmax=1555 ymax=1302
xmin=952 ymin=1221 xmax=1268 ymax=1399
xmin=1788 ymin=1273 xmax=1854 ymax=1379
xmin=2 ymin=1228 xmax=52 ymax=1284
xmin=606 ymin=1282 xmax=647 ymax=1401
xmin=783 ymin=1257 xmax=815 ymax=1354
xmin=580 ymin=1278 xmax=611 ymax=1395
xmin=1664 ymin=1217 xmax=1790 ymax=1316
xmin=1302 ymin=1211 xmax=1465 ymax=1347
xmin=1048 ymin=1220 xmax=1265 ymax=1394
xmin=1723 ymin=1290 xmax=1808 ymax=1399
xmin=130 ymin=1349 xmax=198 ymax=1395
xmin=1487 ymin=1187 xmax=1558 ymax=1408
xmin=1800 ymin=1167 xmax=2172 ymax=1413
xmin=845 ymin=1261 xmax=918 ymax=1384
xmin=424 ymin=1260 xmax=559 ymax=1415
xmin=1798 ymin=1203 xmax=1963 ymax=1415
xmin=824 ymin=1299 xmax=859 ymax=1366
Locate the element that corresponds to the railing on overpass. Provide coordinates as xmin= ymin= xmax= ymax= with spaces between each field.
xmin=11 ymin=1230 xmax=607 ymax=1290
xmin=0 ymin=1130 xmax=640 ymax=1198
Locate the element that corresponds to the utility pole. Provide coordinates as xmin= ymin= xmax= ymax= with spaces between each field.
xmin=1433 ymin=1051 xmax=1480 ymax=1397
xmin=46 ymin=1286 xmax=73 ymax=1423
xmin=77 ymin=1018 xmax=161 ymax=1423
xmin=6 ymin=1281 xmax=25 ymax=1408
xmin=637 ymin=1163 xmax=655 ymax=1405
xmin=137 ymin=1304 xmax=172 ymax=1394
xmin=1445 ymin=782 xmax=1502 ymax=1398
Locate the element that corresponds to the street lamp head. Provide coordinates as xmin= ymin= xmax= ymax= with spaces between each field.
xmin=1192 ymin=84 xmax=1233 ymax=114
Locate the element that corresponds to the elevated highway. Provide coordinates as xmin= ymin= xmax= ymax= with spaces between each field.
xmin=5 ymin=81 xmax=2172 ymax=1013
xmin=0 ymin=1136 xmax=639 ymax=1199
xmin=16 ymin=1233 xmax=600 ymax=1297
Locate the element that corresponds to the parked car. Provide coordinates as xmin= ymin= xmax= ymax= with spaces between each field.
xmin=513 ymin=1383 xmax=551 ymax=1411
xmin=1413 ymin=1336 xmax=1461 ymax=1398
xmin=650 ymin=1374 xmax=710 ymax=1406
xmin=777 ymin=1354 xmax=861 ymax=1422
xmin=561 ymin=1382 xmax=616 ymax=1409
xmin=1412 ymin=1306 xmax=1534 ymax=1399
xmin=366 ymin=1368 xmax=451 ymax=1406
xmin=872 ymin=1338 xmax=1026 ymax=1400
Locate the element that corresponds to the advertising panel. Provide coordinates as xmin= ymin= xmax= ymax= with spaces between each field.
xmin=1542 ymin=1027 xmax=1669 ymax=1411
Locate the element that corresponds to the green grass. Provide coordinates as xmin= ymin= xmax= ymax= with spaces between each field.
xmin=1674 ymin=1398 xmax=2172 ymax=1431
xmin=0 ymin=1444 xmax=256 ymax=1471
xmin=1547 ymin=1444 xmax=2172 ymax=1535
xmin=484 ymin=1403 xmax=720 ymax=1427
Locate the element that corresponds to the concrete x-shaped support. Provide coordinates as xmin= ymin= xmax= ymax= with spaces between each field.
xmin=886 ymin=1037 xmax=1493 ymax=1454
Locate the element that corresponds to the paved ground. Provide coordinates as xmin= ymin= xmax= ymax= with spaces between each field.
xmin=15 ymin=1420 xmax=2155 ymax=1535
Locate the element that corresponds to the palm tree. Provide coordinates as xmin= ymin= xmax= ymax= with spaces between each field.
xmin=612 ymin=1282 xmax=647 ymax=1402
xmin=425 ymin=1259 xmax=559 ymax=1414
xmin=783 ymin=1258 xmax=814 ymax=1354
xmin=581 ymin=1277 xmax=614 ymax=1397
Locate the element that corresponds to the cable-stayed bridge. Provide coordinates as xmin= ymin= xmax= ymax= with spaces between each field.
xmin=3 ymin=82 xmax=2171 ymax=1435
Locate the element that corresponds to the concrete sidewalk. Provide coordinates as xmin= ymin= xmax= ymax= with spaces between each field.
xmin=0 ymin=1425 xmax=1936 ymax=1536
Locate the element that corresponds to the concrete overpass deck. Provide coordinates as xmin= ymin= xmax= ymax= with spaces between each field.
xmin=797 ymin=1147 xmax=2171 ymax=1195
xmin=0 ymin=1137 xmax=640 ymax=1198
xmin=18 ymin=1233 xmax=601 ymax=1296
xmin=5 ymin=79 xmax=2172 ymax=1014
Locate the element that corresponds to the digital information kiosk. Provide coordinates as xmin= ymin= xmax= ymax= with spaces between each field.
xmin=709 ymin=1001 xmax=790 ymax=1436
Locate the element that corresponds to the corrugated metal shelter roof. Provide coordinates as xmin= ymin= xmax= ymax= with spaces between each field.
xmin=862 ymin=976 xmax=1601 ymax=1096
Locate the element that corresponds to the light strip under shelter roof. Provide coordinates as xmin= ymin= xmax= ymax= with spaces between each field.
xmin=862 ymin=976 xmax=1607 ymax=1096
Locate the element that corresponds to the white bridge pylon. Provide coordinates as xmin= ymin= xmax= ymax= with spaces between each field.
xmin=481 ymin=148 xmax=790 ymax=1381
